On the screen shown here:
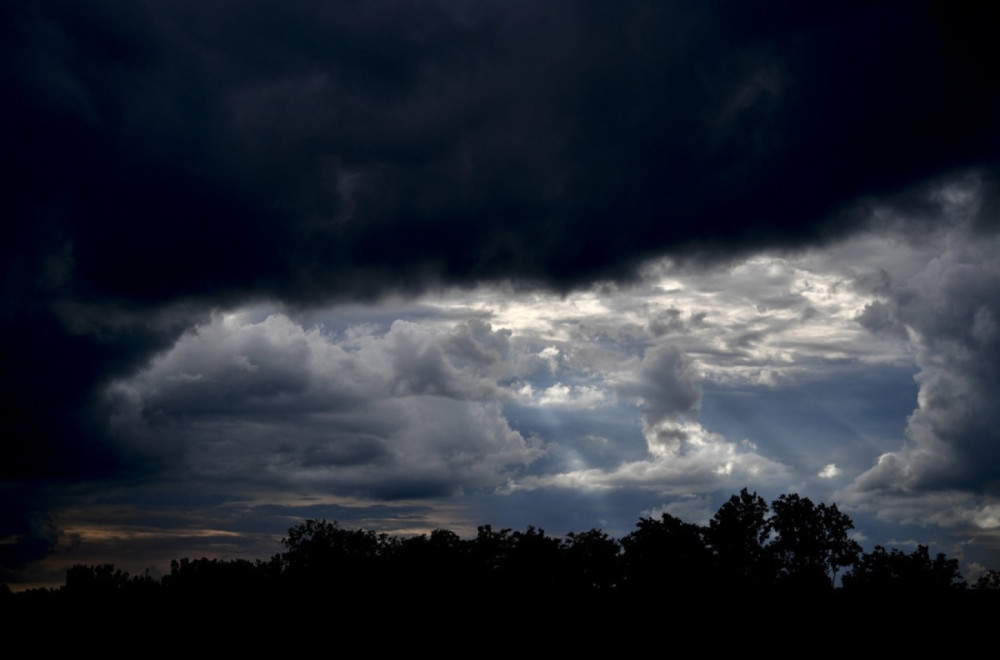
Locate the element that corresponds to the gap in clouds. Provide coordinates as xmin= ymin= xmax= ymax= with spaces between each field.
xmin=40 ymin=216 xmax=973 ymax=584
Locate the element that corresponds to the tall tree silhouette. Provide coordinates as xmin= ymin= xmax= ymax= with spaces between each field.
xmin=280 ymin=519 xmax=385 ymax=595
xmin=563 ymin=528 xmax=622 ymax=593
xmin=707 ymin=488 xmax=774 ymax=590
xmin=768 ymin=494 xmax=860 ymax=590
xmin=621 ymin=513 xmax=711 ymax=595
xmin=506 ymin=526 xmax=566 ymax=592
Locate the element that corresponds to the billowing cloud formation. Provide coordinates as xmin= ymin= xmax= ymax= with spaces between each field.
xmin=826 ymin=184 xmax=1000 ymax=562
xmin=848 ymin=220 xmax=1000 ymax=500
xmin=106 ymin=313 xmax=542 ymax=499
xmin=630 ymin=345 xmax=702 ymax=442
xmin=509 ymin=343 xmax=788 ymax=496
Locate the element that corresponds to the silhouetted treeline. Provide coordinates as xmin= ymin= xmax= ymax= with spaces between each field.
xmin=5 ymin=489 xmax=1000 ymax=634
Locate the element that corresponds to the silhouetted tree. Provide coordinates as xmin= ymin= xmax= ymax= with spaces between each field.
xmin=563 ymin=528 xmax=622 ymax=593
xmin=503 ymin=526 xmax=566 ymax=593
xmin=64 ymin=564 xmax=131 ymax=598
xmin=975 ymin=568 xmax=1000 ymax=590
xmin=621 ymin=513 xmax=711 ymax=595
xmin=843 ymin=544 xmax=965 ymax=593
xmin=468 ymin=524 xmax=514 ymax=588
xmin=768 ymin=494 xmax=860 ymax=590
xmin=388 ymin=528 xmax=468 ymax=595
xmin=280 ymin=518 xmax=387 ymax=597
xmin=163 ymin=557 xmax=268 ymax=602
xmin=707 ymin=488 xmax=773 ymax=590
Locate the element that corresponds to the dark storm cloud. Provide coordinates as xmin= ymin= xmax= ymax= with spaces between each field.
xmin=3 ymin=1 xmax=1000 ymax=573
xmin=6 ymin=1 xmax=999 ymax=304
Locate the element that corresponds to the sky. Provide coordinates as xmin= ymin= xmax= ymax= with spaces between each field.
xmin=3 ymin=1 xmax=1000 ymax=588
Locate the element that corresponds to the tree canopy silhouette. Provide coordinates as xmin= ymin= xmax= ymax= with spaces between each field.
xmin=7 ymin=487 xmax=993 ymax=629
xmin=768 ymin=493 xmax=861 ymax=590
xmin=843 ymin=544 xmax=965 ymax=593
xmin=707 ymin=488 xmax=773 ymax=590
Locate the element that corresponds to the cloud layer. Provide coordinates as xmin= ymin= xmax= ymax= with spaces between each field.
xmin=4 ymin=2 xmax=1000 ymax=583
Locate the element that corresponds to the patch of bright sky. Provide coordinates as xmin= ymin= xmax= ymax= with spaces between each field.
xmin=420 ymin=233 xmax=920 ymax=392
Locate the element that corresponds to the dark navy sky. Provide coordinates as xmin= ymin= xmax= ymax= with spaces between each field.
xmin=3 ymin=1 xmax=1000 ymax=587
